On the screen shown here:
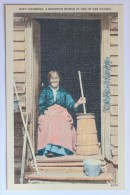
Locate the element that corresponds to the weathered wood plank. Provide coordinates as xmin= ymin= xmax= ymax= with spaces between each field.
xmin=14 ymin=147 xmax=23 ymax=158
xmin=110 ymin=46 xmax=118 ymax=55
xmin=14 ymin=60 xmax=26 ymax=72
xmin=25 ymin=20 xmax=33 ymax=117
xmin=112 ymin=156 xmax=118 ymax=165
xmin=110 ymin=129 xmax=118 ymax=136
xmin=110 ymin=23 xmax=118 ymax=31
xmin=110 ymin=105 xmax=118 ymax=116
xmin=14 ymin=73 xmax=26 ymax=82
xmin=14 ymin=100 xmax=25 ymax=108
xmin=110 ymin=36 xmax=118 ymax=45
xmin=110 ymin=56 xmax=118 ymax=65
xmin=13 ymin=12 xmax=112 ymax=19
xmin=36 ymin=167 xmax=83 ymax=172
xmin=111 ymin=135 xmax=118 ymax=146
xmin=15 ymin=84 xmax=26 ymax=93
xmin=20 ymin=100 xmax=26 ymax=107
xmin=110 ymin=116 xmax=118 ymax=126
xmin=14 ymin=94 xmax=26 ymax=107
xmin=104 ymin=111 xmax=112 ymax=160
xmin=14 ymin=26 xmax=25 ymax=30
xmin=112 ymin=148 xmax=118 ymax=156
xmin=110 ymin=86 xmax=118 ymax=96
xmin=14 ymin=31 xmax=25 ymax=41
xmin=110 ymin=76 xmax=118 ymax=85
xmin=101 ymin=15 xmax=111 ymax=160
xmin=14 ymin=110 xmax=24 ymax=156
xmin=110 ymin=31 xmax=118 ymax=35
xmin=36 ymin=154 xmax=103 ymax=163
xmin=14 ymin=51 xmax=25 ymax=60
xmin=14 ymin=17 xmax=24 ymax=24
xmin=14 ymin=42 xmax=25 ymax=51
xmin=37 ymin=162 xmax=83 ymax=167
xmin=19 ymin=95 xmax=26 ymax=107
xmin=14 ymin=135 xmax=23 ymax=147
xmin=111 ymin=96 xmax=118 ymax=105
xmin=14 ymin=93 xmax=26 ymax=101
xmin=110 ymin=16 xmax=118 ymax=23
xmin=111 ymin=66 xmax=118 ymax=76
xmin=111 ymin=126 xmax=118 ymax=131
xmin=24 ymin=172 xmax=113 ymax=181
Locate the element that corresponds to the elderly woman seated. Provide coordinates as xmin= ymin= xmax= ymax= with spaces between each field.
xmin=37 ymin=71 xmax=86 ymax=157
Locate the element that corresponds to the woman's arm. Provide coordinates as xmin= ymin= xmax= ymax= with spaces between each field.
xmin=65 ymin=93 xmax=77 ymax=112
xmin=65 ymin=93 xmax=86 ymax=112
xmin=74 ymin=97 xmax=86 ymax=108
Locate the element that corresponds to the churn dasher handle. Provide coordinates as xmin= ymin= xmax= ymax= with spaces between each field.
xmin=78 ymin=71 xmax=86 ymax=114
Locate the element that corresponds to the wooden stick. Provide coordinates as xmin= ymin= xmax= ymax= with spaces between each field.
xmin=14 ymin=81 xmax=39 ymax=175
xmin=78 ymin=71 xmax=86 ymax=114
xmin=20 ymin=114 xmax=28 ymax=184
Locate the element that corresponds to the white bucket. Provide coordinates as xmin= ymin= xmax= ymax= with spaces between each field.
xmin=83 ymin=159 xmax=102 ymax=176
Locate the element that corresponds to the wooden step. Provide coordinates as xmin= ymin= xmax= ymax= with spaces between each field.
xmin=36 ymin=154 xmax=103 ymax=163
xmin=37 ymin=162 xmax=83 ymax=167
xmin=28 ymin=155 xmax=104 ymax=173
xmin=34 ymin=167 xmax=84 ymax=172
xmin=38 ymin=162 xmax=83 ymax=167
xmin=25 ymin=171 xmax=113 ymax=182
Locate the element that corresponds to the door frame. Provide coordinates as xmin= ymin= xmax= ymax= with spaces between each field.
xmin=23 ymin=13 xmax=111 ymax=159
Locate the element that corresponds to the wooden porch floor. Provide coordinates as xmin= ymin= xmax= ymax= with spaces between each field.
xmin=24 ymin=154 xmax=114 ymax=184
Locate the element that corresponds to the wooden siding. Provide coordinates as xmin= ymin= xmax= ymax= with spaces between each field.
xmin=110 ymin=15 xmax=118 ymax=165
xmin=14 ymin=113 xmax=24 ymax=160
xmin=13 ymin=17 xmax=26 ymax=169
xmin=13 ymin=17 xmax=26 ymax=109
xmin=14 ymin=31 xmax=25 ymax=42
xmin=14 ymin=61 xmax=26 ymax=72
xmin=110 ymin=105 xmax=118 ymax=116
xmin=14 ymin=73 xmax=26 ymax=83
xmin=110 ymin=56 xmax=118 ymax=65
xmin=14 ymin=51 xmax=25 ymax=60
xmin=14 ymin=42 xmax=25 ymax=51
xmin=110 ymin=76 xmax=118 ymax=86
xmin=111 ymin=96 xmax=118 ymax=105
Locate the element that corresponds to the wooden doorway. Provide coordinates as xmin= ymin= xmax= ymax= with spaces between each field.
xmin=25 ymin=13 xmax=111 ymax=158
xmin=39 ymin=18 xmax=101 ymax=141
xmin=29 ymin=19 xmax=41 ymax=153
xmin=31 ymin=18 xmax=102 ymax=155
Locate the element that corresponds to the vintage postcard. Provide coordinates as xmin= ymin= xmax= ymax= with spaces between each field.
xmin=5 ymin=4 xmax=124 ymax=190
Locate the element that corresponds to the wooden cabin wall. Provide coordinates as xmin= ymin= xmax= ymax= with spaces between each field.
xmin=110 ymin=15 xmax=118 ymax=166
xmin=14 ymin=17 xmax=26 ymax=109
xmin=13 ymin=15 xmax=119 ymax=168
xmin=14 ymin=17 xmax=26 ymax=160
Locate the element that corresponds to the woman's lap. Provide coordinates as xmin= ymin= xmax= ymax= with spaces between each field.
xmin=37 ymin=105 xmax=76 ymax=156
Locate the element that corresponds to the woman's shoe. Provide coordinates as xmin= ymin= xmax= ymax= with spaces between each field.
xmin=46 ymin=152 xmax=54 ymax=158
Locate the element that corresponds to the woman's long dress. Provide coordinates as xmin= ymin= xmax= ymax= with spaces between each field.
xmin=37 ymin=86 xmax=77 ymax=156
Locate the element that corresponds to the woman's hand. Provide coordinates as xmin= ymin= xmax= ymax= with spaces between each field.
xmin=77 ymin=97 xmax=86 ymax=105
xmin=74 ymin=97 xmax=86 ymax=108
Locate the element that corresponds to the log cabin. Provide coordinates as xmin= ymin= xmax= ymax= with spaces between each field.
xmin=13 ymin=12 xmax=118 ymax=184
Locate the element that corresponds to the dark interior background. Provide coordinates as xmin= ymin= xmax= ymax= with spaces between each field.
xmin=39 ymin=19 xmax=101 ymax=142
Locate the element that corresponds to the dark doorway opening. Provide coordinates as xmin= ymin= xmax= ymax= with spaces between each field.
xmin=39 ymin=19 xmax=101 ymax=142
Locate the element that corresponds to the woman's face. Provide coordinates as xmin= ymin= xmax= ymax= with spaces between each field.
xmin=49 ymin=72 xmax=60 ymax=88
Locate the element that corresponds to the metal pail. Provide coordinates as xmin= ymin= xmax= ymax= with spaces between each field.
xmin=83 ymin=159 xmax=101 ymax=176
